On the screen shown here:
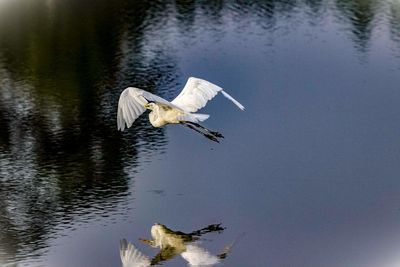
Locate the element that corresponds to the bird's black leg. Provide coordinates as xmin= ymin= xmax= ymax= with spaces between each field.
xmin=182 ymin=122 xmax=221 ymax=143
xmin=186 ymin=121 xmax=224 ymax=138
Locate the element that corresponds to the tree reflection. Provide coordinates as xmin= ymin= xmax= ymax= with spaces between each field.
xmin=335 ymin=0 xmax=379 ymax=53
xmin=0 ymin=0 xmax=174 ymax=264
xmin=389 ymin=0 xmax=400 ymax=55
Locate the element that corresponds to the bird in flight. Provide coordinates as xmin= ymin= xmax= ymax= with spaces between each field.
xmin=117 ymin=77 xmax=244 ymax=142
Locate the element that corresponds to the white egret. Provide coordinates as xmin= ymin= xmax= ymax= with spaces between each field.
xmin=117 ymin=77 xmax=244 ymax=142
xmin=120 ymin=223 xmax=235 ymax=267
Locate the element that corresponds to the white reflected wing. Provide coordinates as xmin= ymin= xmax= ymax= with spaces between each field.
xmin=117 ymin=87 xmax=174 ymax=131
xmin=120 ymin=239 xmax=151 ymax=267
xmin=171 ymin=77 xmax=245 ymax=113
xmin=181 ymin=244 xmax=220 ymax=267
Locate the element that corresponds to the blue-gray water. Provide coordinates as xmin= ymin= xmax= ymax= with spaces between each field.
xmin=1 ymin=0 xmax=400 ymax=266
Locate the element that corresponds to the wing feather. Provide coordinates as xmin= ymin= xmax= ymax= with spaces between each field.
xmin=171 ymin=77 xmax=244 ymax=113
xmin=181 ymin=244 xmax=220 ymax=266
xmin=120 ymin=239 xmax=151 ymax=267
xmin=117 ymin=87 xmax=175 ymax=131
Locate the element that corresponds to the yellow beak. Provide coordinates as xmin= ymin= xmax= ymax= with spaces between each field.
xmin=139 ymin=238 xmax=156 ymax=247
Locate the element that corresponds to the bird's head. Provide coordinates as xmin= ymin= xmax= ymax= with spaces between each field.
xmin=144 ymin=102 xmax=156 ymax=110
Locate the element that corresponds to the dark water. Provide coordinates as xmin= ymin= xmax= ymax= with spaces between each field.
xmin=1 ymin=0 xmax=400 ymax=266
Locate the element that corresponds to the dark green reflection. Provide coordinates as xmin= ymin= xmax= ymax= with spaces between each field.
xmin=335 ymin=0 xmax=379 ymax=52
xmin=0 ymin=0 xmax=174 ymax=264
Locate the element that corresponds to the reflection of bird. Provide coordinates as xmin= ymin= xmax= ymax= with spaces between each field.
xmin=120 ymin=239 xmax=151 ymax=267
xmin=117 ymin=77 xmax=244 ymax=142
xmin=120 ymin=223 xmax=234 ymax=267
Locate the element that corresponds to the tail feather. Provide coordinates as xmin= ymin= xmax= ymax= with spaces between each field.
xmin=179 ymin=113 xmax=210 ymax=123
xmin=192 ymin=113 xmax=210 ymax=122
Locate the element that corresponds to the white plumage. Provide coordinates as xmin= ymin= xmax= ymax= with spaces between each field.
xmin=120 ymin=239 xmax=151 ymax=267
xmin=170 ymin=77 xmax=244 ymax=113
xmin=119 ymin=223 xmax=232 ymax=267
xmin=117 ymin=77 xmax=244 ymax=142
xmin=181 ymin=244 xmax=220 ymax=266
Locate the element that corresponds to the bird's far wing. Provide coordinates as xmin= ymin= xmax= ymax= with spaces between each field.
xmin=120 ymin=239 xmax=151 ymax=267
xmin=217 ymin=232 xmax=245 ymax=259
xmin=181 ymin=244 xmax=220 ymax=267
xmin=117 ymin=87 xmax=174 ymax=131
xmin=171 ymin=77 xmax=245 ymax=113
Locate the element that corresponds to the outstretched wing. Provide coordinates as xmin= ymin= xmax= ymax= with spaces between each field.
xmin=181 ymin=244 xmax=220 ymax=266
xmin=171 ymin=77 xmax=245 ymax=113
xmin=120 ymin=239 xmax=151 ymax=267
xmin=117 ymin=87 xmax=174 ymax=131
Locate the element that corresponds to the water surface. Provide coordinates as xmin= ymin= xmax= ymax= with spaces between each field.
xmin=1 ymin=1 xmax=400 ymax=266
